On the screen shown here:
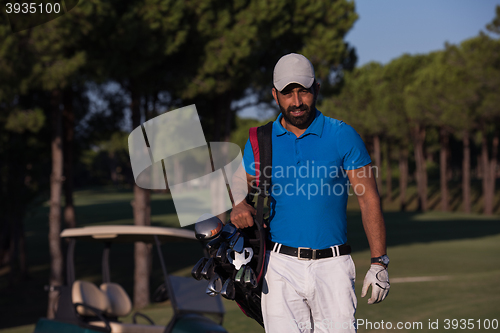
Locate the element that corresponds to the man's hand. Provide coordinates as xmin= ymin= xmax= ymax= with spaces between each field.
xmin=361 ymin=264 xmax=390 ymax=304
xmin=230 ymin=201 xmax=257 ymax=229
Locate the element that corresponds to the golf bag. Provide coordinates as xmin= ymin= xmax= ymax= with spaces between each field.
xmin=191 ymin=122 xmax=273 ymax=328
xmin=233 ymin=121 xmax=273 ymax=326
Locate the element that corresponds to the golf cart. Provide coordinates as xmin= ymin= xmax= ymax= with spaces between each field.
xmin=33 ymin=225 xmax=228 ymax=333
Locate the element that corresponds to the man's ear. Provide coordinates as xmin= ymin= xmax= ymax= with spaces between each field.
xmin=272 ymin=88 xmax=279 ymax=106
xmin=314 ymin=82 xmax=321 ymax=100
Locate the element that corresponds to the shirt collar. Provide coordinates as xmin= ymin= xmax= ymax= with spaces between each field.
xmin=273 ymin=109 xmax=324 ymax=138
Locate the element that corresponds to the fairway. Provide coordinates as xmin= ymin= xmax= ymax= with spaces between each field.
xmin=1 ymin=187 xmax=499 ymax=333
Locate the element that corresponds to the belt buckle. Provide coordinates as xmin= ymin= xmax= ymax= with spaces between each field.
xmin=332 ymin=245 xmax=340 ymax=257
xmin=298 ymin=247 xmax=316 ymax=260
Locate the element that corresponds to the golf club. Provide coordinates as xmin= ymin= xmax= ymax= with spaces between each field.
xmin=234 ymin=265 xmax=246 ymax=285
xmin=191 ymin=257 xmax=208 ymax=280
xmin=228 ymin=231 xmax=241 ymax=249
xmin=220 ymin=278 xmax=236 ymax=300
xmin=232 ymin=235 xmax=245 ymax=253
xmin=215 ymin=241 xmax=228 ymax=263
xmin=221 ymin=223 xmax=237 ymax=239
xmin=243 ymin=266 xmax=258 ymax=288
xmin=206 ymin=273 xmax=223 ymax=296
xmin=194 ymin=214 xmax=223 ymax=241
xmin=206 ymin=235 xmax=224 ymax=253
xmin=201 ymin=257 xmax=215 ymax=280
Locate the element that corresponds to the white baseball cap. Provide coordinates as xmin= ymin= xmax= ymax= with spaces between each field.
xmin=273 ymin=53 xmax=315 ymax=92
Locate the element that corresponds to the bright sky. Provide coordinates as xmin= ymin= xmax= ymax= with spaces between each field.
xmin=347 ymin=0 xmax=500 ymax=66
xmin=238 ymin=0 xmax=500 ymax=119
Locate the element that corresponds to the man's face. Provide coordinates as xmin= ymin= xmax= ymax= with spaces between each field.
xmin=273 ymin=83 xmax=318 ymax=129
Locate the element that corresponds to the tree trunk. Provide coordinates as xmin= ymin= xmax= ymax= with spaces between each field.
xmin=143 ymin=94 xmax=154 ymax=278
xmin=132 ymin=186 xmax=151 ymax=309
xmin=8 ymin=208 xmax=29 ymax=282
xmin=439 ymin=127 xmax=449 ymax=212
xmin=481 ymin=132 xmax=491 ymax=215
xmin=130 ymin=83 xmax=151 ymax=309
xmin=63 ymin=87 xmax=76 ymax=228
xmin=48 ymin=90 xmax=64 ymax=319
xmin=109 ymin=151 xmax=118 ymax=184
xmin=398 ymin=146 xmax=408 ymax=211
xmin=385 ymin=140 xmax=392 ymax=203
xmin=483 ymin=131 xmax=498 ymax=215
xmin=462 ymin=132 xmax=471 ymax=213
xmin=4 ymin=131 xmax=30 ymax=283
xmin=488 ymin=132 xmax=498 ymax=214
xmin=412 ymin=125 xmax=427 ymax=211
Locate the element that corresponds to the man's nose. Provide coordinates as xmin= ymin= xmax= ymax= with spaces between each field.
xmin=291 ymin=91 xmax=302 ymax=107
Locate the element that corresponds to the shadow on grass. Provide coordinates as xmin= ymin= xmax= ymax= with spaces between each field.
xmin=347 ymin=210 xmax=500 ymax=253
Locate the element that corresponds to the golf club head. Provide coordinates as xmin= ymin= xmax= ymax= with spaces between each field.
xmin=215 ymin=241 xmax=228 ymax=263
xmin=243 ymin=266 xmax=258 ymax=288
xmin=195 ymin=214 xmax=223 ymax=241
xmin=205 ymin=235 xmax=223 ymax=254
xmin=232 ymin=235 xmax=245 ymax=253
xmin=228 ymin=231 xmax=241 ymax=249
xmin=221 ymin=223 xmax=237 ymax=239
xmin=201 ymin=258 xmax=215 ymax=280
xmin=206 ymin=273 xmax=222 ymax=296
xmin=191 ymin=257 xmax=208 ymax=280
xmin=221 ymin=278 xmax=236 ymax=300
xmin=228 ymin=247 xmax=254 ymax=270
xmin=234 ymin=265 xmax=246 ymax=285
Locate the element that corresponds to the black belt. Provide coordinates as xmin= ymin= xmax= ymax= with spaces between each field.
xmin=267 ymin=240 xmax=351 ymax=260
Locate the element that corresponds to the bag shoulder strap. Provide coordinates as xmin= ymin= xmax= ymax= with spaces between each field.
xmin=248 ymin=121 xmax=273 ymax=190
xmin=257 ymin=122 xmax=273 ymax=191
xmin=249 ymin=121 xmax=272 ymax=235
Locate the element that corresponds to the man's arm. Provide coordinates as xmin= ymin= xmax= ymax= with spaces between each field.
xmin=229 ymin=164 xmax=257 ymax=228
xmin=347 ymin=163 xmax=390 ymax=304
xmin=346 ymin=163 xmax=386 ymax=258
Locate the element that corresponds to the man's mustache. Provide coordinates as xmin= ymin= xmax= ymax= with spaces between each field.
xmin=287 ymin=105 xmax=309 ymax=112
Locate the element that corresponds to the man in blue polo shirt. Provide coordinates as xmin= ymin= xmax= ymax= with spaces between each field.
xmin=230 ymin=53 xmax=390 ymax=333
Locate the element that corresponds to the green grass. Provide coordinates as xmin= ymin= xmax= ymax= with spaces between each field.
xmin=353 ymin=236 xmax=500 ymax=332
xmin=1 ymin=186 xmax=499 ymax=333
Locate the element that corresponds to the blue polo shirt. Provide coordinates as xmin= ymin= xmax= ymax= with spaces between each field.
xmin=242 ymin=110 xmax=371 ymax=249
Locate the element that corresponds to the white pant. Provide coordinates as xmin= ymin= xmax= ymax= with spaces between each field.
xmin=261 ymin=250 xmax=357 ymax=333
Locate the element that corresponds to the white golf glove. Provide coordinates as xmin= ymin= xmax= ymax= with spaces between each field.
xmin=361 ymin=264 xmax=390 ymax=304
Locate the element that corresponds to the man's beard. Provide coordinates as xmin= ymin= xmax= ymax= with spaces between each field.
xmin=279 ymin=101 xmax=316 ymax=129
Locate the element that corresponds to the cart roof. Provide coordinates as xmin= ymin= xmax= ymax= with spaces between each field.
xmin=60 ymin=225 xmax=196 ymax=243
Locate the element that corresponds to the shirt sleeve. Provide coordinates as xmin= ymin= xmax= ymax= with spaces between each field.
xmin=336 ymin=123 xmax=372 ymax=170
xmin=242 ymin=138 xmax=257 ymax=176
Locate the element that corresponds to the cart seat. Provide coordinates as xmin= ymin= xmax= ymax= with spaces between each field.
xmin=100 ymin=283 xmax=133 ymax=317
xmin=73 ymin=281 xmax=165 ymax=333
xmin=72 ymin=280 xmax=111 ymax=316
